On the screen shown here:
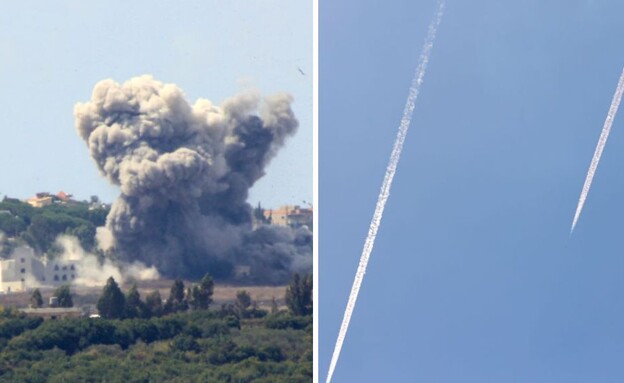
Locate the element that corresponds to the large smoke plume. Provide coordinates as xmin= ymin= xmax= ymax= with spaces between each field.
xmin=74 ymin=75 xmax=311 ymax=284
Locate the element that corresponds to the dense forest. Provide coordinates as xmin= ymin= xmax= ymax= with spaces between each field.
xmin=0 ymin=309 xmax=312 ymax=382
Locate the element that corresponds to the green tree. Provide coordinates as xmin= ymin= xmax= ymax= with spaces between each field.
xmin=0 ymin=214 xmax=27 ymax=238
xmin=30 ymin=288 xmax=43 ymax=308
xmin=97 ymin=277 xmax=125 ymax=319
xmin=170 ymin=279 xmax=185 ymax=302
xmin=145 ymin=290 xmax=163 ymax=318
xmin=170 ymin=334 xmax=200 ymax=353
xmin=235 ymin=290 xmax=252 ymax=313
xmin=190 ymin=286 xmax=200 ymax=310
xmin=271 ymin=297 xmax=279 ymax=314
xmin=0 ymin=197 xmax=35 ymax=224
xmin=165 ymin=279 xmax=188 ymax=313
xmin=190 ymin=273 xmax=214 ymax=310
xmin=253 ymin=203 xmax=269 ymax=224
xmin=124 ymin=283 xmax=145 ymax=318
xmin=54 ymin=285 xmax=73 ymax=308
xmin=67 ymin=223 xmax=96 ymax=251
xmin=285 ymin=273 xmax=312 ymax=316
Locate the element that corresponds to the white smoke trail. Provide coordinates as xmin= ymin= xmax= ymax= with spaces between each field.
xmin=325 ymin=2 xmax=445 ymax=382
xmin=570 ymin=67 xmax=624 ymax=234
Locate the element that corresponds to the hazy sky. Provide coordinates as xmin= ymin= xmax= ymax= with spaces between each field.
xmin=321 ymin=0 xmax=624 ymax=381
xmin=0 ymin=0 xmax=312 ymax=209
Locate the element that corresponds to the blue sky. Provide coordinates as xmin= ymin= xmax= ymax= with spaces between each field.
xmin=0 ymin=0 xmax=311 ymax=209
xmin=320 ymin=0 xmax=624 ymax=381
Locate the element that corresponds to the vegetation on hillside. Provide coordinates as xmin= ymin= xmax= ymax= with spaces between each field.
xmin=0 ymin=197 xmax=108 ymax=255
xmin=0 ymin=273 xmax=313 ymax=382
xmin=0 ymin=309 xmax=312 ymax=382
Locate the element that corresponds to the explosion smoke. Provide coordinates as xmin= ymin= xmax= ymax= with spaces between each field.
xmin=75 ymin=75 xmax=311 ymax=283
xmin=55 ymin=235 xmax=159 ymax=286
xmin=571 ymin=67 xmax=624 ymax=233
xmin=325 ymin=2 xmax=445 ymax=382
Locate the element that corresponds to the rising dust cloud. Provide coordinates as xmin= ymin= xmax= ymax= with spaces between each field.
xmin=55 ymin=235 xmax=159 ymax=286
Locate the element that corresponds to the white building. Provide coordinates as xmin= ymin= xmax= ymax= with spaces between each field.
xmin=0 ymin=245 xmax=77 ymax=293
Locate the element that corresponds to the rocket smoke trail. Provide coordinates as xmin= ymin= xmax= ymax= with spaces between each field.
xmin=325 ymin=2 xmax=445 ymax=382
xmin=571 ymin=67 xmax=624 ymax=234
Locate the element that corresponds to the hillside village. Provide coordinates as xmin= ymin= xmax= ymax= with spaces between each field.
xmin=0 ymin=192 xmax=313 ymax=294
xmin=0 ymin=191 xmax=312 ymax=333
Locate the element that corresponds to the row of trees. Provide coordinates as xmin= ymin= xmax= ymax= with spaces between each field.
xmin=29 ymin=285 xmax=73 ymax=309
xmin=96 ymin=274 xmax=215 ymax=319
xmin=28 ymin=272 xmax=313 ymax=319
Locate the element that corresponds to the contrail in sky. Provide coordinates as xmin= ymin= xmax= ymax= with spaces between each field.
xmin=325 ymin=2 xmax=445 ymax=382
xmin=571 ymin=67 xmax=624 ymax=234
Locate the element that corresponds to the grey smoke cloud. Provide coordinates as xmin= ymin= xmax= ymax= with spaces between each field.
xmin=74 ymin=75 xmax=310 ymax=283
